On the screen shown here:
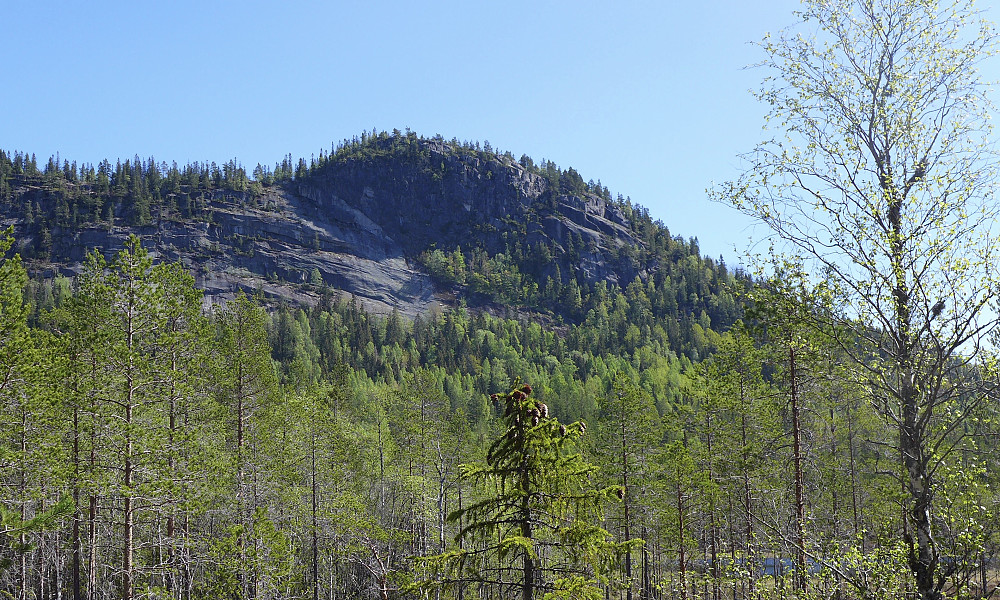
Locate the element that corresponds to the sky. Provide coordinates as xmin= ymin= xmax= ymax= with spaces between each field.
xmin=0 ymin=0 xmax=956 ymax=265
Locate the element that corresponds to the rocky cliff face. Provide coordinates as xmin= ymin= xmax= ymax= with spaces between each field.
xmin=8 ymin=138 xmax=646 ymax=316
xmin=294 ymin=139 xmax=643 ymax=283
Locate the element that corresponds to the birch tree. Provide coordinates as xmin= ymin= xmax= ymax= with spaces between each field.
xmin=720 ymin=1 xmax=1000 ymax=597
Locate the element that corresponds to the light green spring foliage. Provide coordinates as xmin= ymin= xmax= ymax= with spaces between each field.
xmin=8 ymin=127 xmax=1000 ymax=598
xmin=723 ymin=0 xmax=1000 ymax=342
xmin=0 ymin=232 xmax=998 ymax=596
xmin=720 ymin=0 xmax=1000 ymax=597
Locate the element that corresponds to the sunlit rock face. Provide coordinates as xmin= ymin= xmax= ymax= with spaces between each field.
xmin=10 ymin=138 xmax=645 ymax=316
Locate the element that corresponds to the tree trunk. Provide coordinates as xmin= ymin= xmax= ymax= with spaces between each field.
xmin=73 ymin=406 xmax=82 ymax=600
xmin=20 ymin=412 xmax=27 ymax=600
xmin=88 ymin=479 xmax=97 ymax=600
xmin=642 ymin=526 xmax=650 ymax=600
xmin=312 ymin=430 xmax=319 ymax=600
xmin=789 ymin=344 xmax=806 ymax=593
xmin=88 ymin=354 xmax=99 ymax=600
xmin=123 ymin=398 xmax=134 ymax=600
xmin=846 ymin=402 xmax=861 ymax=552
xmin=677 ymin=472 xmax=687 ymax=600
xmin=705 ymin=412 xmax=719 ymax=600
xmin=829 ymin=407 xmax=840 ymax=539
xmin=236 ymin=357 xmax=253 ymax=600
xmin=521 ymin=465 xmax=534 ymax=600
xmin=888 ymin=179 xmax=940 ymax=600
xmin=741 ymin=411 xmax=756 ymax=594
xmin=901 ymin=375 xmax=939 ymax=600
xmin=457 ymin=485 xmax=464 ymax=600
xmin=622 ymin=401 xmax=633 ymax=600
xmin=167 ymin=388 xmax=176 ymax=597
xmin=37 ymin=497 xmax=45 ymax=600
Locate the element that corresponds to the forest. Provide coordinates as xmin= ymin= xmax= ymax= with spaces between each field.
xmin=3 ymin=226 xmax=995 ymax=600
xmin=4 ymin=0 xmax=1000 ymax=599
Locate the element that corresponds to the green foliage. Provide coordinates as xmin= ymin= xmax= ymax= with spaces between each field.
xmin=0 ymin=495 xmax=73 ymax=574
xmin=203 ymin=507 xmax=299 ymax=600
xmin=0 ymin=226 xmax=29 ymax=384
xmin=3 ymin=129 xmax=746 ymax=365
xmin=62 ymin=235 xmax=212 ymax=597
xmin=720 ymin=0 xmax=1000 ymax=596
xmin=0 ymin=226 xmax=996 ymax=598
xmin=419 ymin=382 xmax=623 ymax=599
xmin=0 ymin=152 xmax=260 ymax=259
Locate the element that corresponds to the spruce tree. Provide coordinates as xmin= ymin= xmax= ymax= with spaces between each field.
xmin=420 ymin=382 xmax=625 ymax=600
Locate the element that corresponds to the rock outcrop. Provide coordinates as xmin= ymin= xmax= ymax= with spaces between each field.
xmin=7 ymin=137 xmax=646 ymax=316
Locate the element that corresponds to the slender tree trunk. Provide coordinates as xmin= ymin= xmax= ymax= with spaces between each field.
xmin=828 ymin=406 xmax=844 ymax=599
xmin=122 ymin=295 xmax=138 ymax=600
xmin=420 ymin=395 xmax=428 ymax=559
xmin=642 ymin=525 xmax=651 ymax=600
xmin=123 ymin=394 xmax=134 ymax=600
xmin=789 ymin=344 xmax=806 ymax=592
xmin=622 ymin=402 xmax=633 ymax=600
xmin=706 ymin=412 xmax=719 ymax=600
xmin=73 ymin=406 xmax=82 ymax=600
xmin=20 ymin=412 xmax=28 ymax=600
xmin=457 ymin=485 xmax=464 ymax=600
xmin=677 ymin=470 xmax=687 ymax=600
xmin=521 ymin=465 xmax=534 ymax=600
xmin=847 ymin=403 xmax=861 ymax=552
xmin=165 ymin=331 xmax=193 ymax=600
xmin=37 ymin=496 xmax=45 ymax=600
xmin=88 ymin=356 xmax=99 ymax=600
xmin=236 ymin=358 xmax=253 ymax=600
xmin=182 ymin=513 xmax=192 ymax=600
xmin=741 ymin=411 xmax=755 ymax=595
xmin=829 ymin=408 xmax=840 ymax=541
xmin=727 ymin=494 xmax=736 ymax=600
xmin=88 ymin=444 xmax=98 ymax=600
xmin=376 ymin=409 xmax=386 ymax=511
xmin=312 ymin=430 xmax=319 ymax=600
xmin=167 ymin=386 xmax=176 ymax=597
xmin=438 ymin=474 xmax=446 ymax=552
xmin=436 ymin=452 xmax=446 ymax=600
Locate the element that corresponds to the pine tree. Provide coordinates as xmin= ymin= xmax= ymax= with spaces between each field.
xmin=0 ymin=227 xmax=73 ymax=594
xmin=595 ymin=372 xmax=662 ymax=600
xmin=213 ymin=291 xmax=281 ymax=599
xmin=71 ymin=235 xmax=207 ymax=600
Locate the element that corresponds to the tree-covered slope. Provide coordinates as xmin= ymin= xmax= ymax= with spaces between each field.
xmin=1 ymin=129 xmax=745 ymax=360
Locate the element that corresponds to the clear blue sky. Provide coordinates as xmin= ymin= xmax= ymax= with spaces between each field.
xmin=0 ymin=0 xmax=947 ymax=264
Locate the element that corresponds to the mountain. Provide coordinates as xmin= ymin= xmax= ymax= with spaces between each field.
xmin=0 ymin=130 xmax=744 ymax=357
xmin=0 ymin=136 xmax=774 ymax=599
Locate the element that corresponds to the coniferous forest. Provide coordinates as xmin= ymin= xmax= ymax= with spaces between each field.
xmin=5 ymin=1 xmax=1000 ymax=599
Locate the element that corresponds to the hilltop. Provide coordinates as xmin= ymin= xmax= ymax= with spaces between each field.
xmin=0 ymin=130 xmax=744 ymax=358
